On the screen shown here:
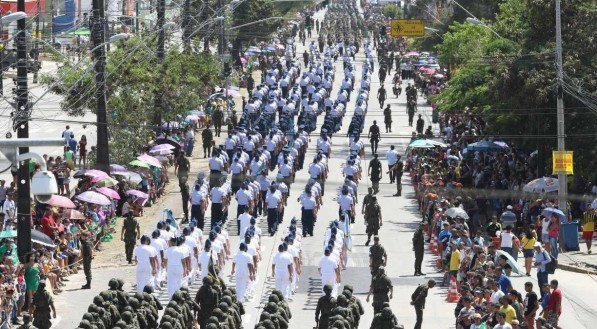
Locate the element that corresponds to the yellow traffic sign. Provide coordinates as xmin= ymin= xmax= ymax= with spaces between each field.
xmin=390 ymin=19 xmax=425 ymax=37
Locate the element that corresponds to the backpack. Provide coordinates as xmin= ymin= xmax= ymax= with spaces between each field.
xmin=544 ymin=250 xmax=558 ymax=274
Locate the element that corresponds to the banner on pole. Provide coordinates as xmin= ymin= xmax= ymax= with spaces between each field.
xmin=552 ymin=151 xmax=573 ymax=175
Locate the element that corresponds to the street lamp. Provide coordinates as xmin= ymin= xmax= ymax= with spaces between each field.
xmin=88 ymin=33 xmax=130 ymax=52
xmin=0 ymin=11 xmax=28 ymax=97
xmin=109 ymin=33 xmax=130 ymax=42
xmin=17 ymin=152 xmax=58 ymax=203
xmin=465 ymin=17 xmax=503 ymax=39
xmin=227 ymin=17 xmax=295 ymax=31
xmin=0 ymin=11 xmax=27 ymax=23
xmin=163 ymin=22 xmax=178 ymax=31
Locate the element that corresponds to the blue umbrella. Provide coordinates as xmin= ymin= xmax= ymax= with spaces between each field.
xmin=467 ymin=140 xmax=504 ymax=152
xmin=541 ymin=207 xmax=566 ymax=221
xmin=408 ymin=139 xmax=447 ymax=149
xmin=246 ymin=46 xmax=261 ymax=54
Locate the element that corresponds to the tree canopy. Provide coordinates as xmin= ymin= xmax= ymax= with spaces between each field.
xmin=431 ymin=0 xmax=596 ymax=177
xmin=41 ymin=36 xmax=221 ymax=164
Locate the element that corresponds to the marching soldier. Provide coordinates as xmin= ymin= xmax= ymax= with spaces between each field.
xmin=122 ymin=213 xmax=141 ymax=264
xmin=407 ymin=99 xmax=417 ymax=127
xmin=366 ymin=266 xmax=393 ymax=315
xmin=390 ymin=156 xmax=403 ymax=196
xmin=412 ymin=224 xmax=425 ymax=276
xmin=213 ymin=106 xmax=224 ymax=137
xmin=196 ymin=276 xmax=220 ymax=329
xmin=81 ymin=232 xmax=93 ymax=289
xmin=361 ymin=187 xmax=374 ymax=215
xmin=202 ymin=125 xmax=214 ymax=158
xmin=368 ymin=154 xmax=383 ymax=194
xmin=180 ymin=182 xmax=190 ymax=223
xmin=383 ymin=105 xmax=392 ymax=133
xmin=315 ymin=284 xmax=337 ymax=329
xmin=364 ymin=197 xmax=382 ymax=246
xmin=31 ymin=282 xmax=56 ymax=329
xmin=411 ymin=279 xmax=436 ymax=329
xmin=369 ymin=307 xmax=399 ymax=329
xmin=369 ymin=236 xmax=387 ymax=275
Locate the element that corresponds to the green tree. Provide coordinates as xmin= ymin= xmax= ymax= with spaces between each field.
xmin=382 ymin=4 xmax=403 ymax=19
xmin=41 ymin=35 xmax=221 ymax=164
xmin=432 ymin=0 xmax=597 ymax=177
xmin=231 ymin=0 xmax=281 ymax=59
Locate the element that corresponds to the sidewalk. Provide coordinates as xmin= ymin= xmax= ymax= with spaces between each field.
xmin=558 ymin=235 xmax=597 ymax=275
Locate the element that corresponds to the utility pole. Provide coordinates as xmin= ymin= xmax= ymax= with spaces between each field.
xmin=105 ymin=0 xmax=110 ymax=51
xmin=555 ymin=0 xmax=567 ymax=214
xmin=15 ymin=0 xmax=31 ymax=262
xmin=182 ymin=0 xmax=191 ymax=51
xmin=135 ymin=0 xmax=140 ymax=33
xmin=33 ymin=0 xmax=41 ymax=83
xmin=0 ymin=20 xmax=3 ymax=97
xmin=153 ymin=0 xmax=165 ymax=125
xmin=91 ymin=0 xmax=110 ymax=173
xmin=217 ymin=0 xmax=224 ymax=55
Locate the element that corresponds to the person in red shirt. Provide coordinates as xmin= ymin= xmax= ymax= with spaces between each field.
xmin=40 ymin=208 xmax=58 ymax=239
xmin=546 ymin=279 xmax=562 ymax=328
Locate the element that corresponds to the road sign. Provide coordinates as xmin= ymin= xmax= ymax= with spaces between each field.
xmin=390 ymin=19 xmax=425 ymax=37
xmin=552 ymin=151 xmax=573 ymax=175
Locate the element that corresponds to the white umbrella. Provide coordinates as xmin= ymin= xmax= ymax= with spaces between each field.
xmin=523 ymin=177 xmax=559 ymax=193
xmin=495 ymin=250 xmax=522 ymax=275
xmin=445 ymin=207 xmax=469 ymax=219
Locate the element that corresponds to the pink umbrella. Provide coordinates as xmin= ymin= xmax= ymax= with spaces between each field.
xmin=126 ymin=189 xmax=149 ymax=199
xmin=96 ymin=187 xmax=121 ymax=200
xmin=150 ymin=144 xmax=175 ymax=154
xmin=137 ymin=154 xmax=162 ymax=168
xmin=85 ymin=169 xmax=109 ymax=179
xmin=110 ymin=164 xmax=127 ymax=172
xmin=47 ymin=195 xmax=76 ymax=208
xmin=75 ymin=191 xmax=111 ymax=205
xmin=405 ymin=51 xmax=420 ymax=57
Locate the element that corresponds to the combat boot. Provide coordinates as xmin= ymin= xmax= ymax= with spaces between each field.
xmin=82 ymin=279 xmax=91 ymax=289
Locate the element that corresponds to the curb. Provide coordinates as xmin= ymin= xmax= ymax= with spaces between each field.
xmin=558 ymin=262 xmax=597 ymax=276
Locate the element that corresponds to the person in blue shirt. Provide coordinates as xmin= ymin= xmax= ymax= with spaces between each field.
xmin=438 ymin=222 xmax=452 ymax=246
xmin=497 ymin=264 xmax=513 ymax=294
xmin=540 ymin=283 xmax=551 ymax=313
xmin=68 ymin=134 xmax=78 ymax=153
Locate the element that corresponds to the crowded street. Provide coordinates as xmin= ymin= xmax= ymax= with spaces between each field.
xmin=0 ymin=0 xmax=595 ymax=328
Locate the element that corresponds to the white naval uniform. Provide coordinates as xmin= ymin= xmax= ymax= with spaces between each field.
xmin=233 ymin=250 xmax=253 ymax=303
xmin=273 ymin=251 xmax=294 ymax=299
xmin=134 ymin=244 xmax=158 ymax=292
xmin=184 ymin=237 xmax=199 ymax=281
xmin=150 ymin=237 xmax=168 ymax=284
xmin=199 ymin=249 xmax=215 ymax=279
xmin=164 ymin=246 xmax=186 ymax=299
xmin=319 ymin=254 xmax=339 ymax=297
